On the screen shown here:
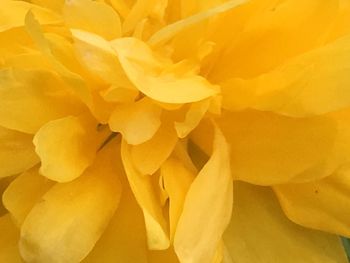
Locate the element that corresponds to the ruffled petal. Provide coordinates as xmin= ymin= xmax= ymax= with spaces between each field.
xmin=174 ymin=124 xmax=232 ymax=263
xmin=224 ymin=182 xmax=348 ymax=263
xmin=19 ymin=141 xmax=122 ymax=263
xmin=0 ymin=126 xmax=39 ymax=178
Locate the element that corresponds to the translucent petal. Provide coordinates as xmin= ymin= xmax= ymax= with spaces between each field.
xmin=0 ymin=68 xmax=84 ymax=134
xmin=174 ymin=124 xmax=233 ymax=263
xmin=33 ymin=115 xmax=106 ymax=182
xmin=224 ymin=182 xmax=348 ymax=263
xmin=3 ymin=168 xmax=54 ymax=226
xmin=274 ymin=166 xmax=350 ymax=238
xmin=19 ymin=142 xmax=122 ymax=263
xmin=0 ymin=214 xmax=22 ymax=263
xmin=121 ymin=140 xmax=170 ymax=250
xmin=0 ymin=126 xmax=39 ymax=178
xmin=111 ymin=37 xmax=218 ymax=103
xmin=109 ymin=98 xmax=162 ymax=145
xmin=63 ymin=0 xmax=121 ymax=40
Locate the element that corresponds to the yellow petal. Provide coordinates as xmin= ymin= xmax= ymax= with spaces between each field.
xmin=83 ymin=168 xmax=148 ymax=263
xmin=0 ymin=68 xmax=84 ymax=134
xmin=0 ymin=177 xmax=15 ymax=216
xmin=222 ymin=34 xmax=350 ymax=117
xmin=109 ymin=98 xmax=162 ymax=145
xmin=174 ymin=124 xmax=233 ymax=263
xmin=121 ymin=140 xmax=170 ymax=250
xmin=0 ymin=0 xmax=61 ymax=32
xmin=149 ymin=247 xmax=180 ymax=263
xmin=224 ymin=182 xmax=348 ymax=263
xmin=0 ymin=126 xmax=39 ymax=178
xmin=19 ymin=141 xmax=122 ymax=263
xmin=192 ymin=110 xmax=350 ymax=185
xmin=274 ymin=166 xmax=350 ymax=237
xmin=161 ymin=158 xmax=195 ymax=240
xmin=101 ymin=85 xmax=139 ymax=103
xmin=33 ymin=115 xmax=106 ymax=182
xmin=111 ymin=37 xmax=218 ymax=103
xmin=175 ymin=99 xmax=210 ymax=138
xmin=3 ymin=168 xmax=54 ymax=226
xmin=63 ymin=0 xmax=121 ymax=40
xmin=0 ymin=214 xmax=22 ymax=263
xmin=130 ymin=123 xmax=178 ymax=175
xmin=29 ymin=0 xmax=64 ymax=12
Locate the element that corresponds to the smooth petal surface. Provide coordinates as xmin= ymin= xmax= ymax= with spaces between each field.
xmin=63 ymin=0 xmax=122 ymax=40
xmin=111 ymin=37 xmax=218 ymax=103
xmin=274 ymin=166 xmax=350 ymax=238
xmin=0 ymin=68 xmax=84 ymax=134
xmin=3 ymin=168 xmax=54 ymax=226
xmin=0 ymin=126 xmax=39 ymax=178
xmin=109 ymin=98 xmax=162 ymax=145
xmin=174 ymin=125 xmax=232 ymax=263
xmin=121 ymin=140 xmax=170 ymax=250
xmin=19 ymin=142 xmax=122 ymax=263
xmin=33 ymin=115 xmax=105 ymax=182
xmin=224 ymin=182 xmax=348 ymax=263
xmin=0 ymin=214 xmax=22 ymax=263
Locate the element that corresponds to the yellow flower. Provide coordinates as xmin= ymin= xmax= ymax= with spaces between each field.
xmin=1 ymin=0 xmax=350 ymax=262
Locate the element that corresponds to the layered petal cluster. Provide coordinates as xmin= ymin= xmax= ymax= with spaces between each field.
xmin=1 ymin=0 xmax=350 ymax=262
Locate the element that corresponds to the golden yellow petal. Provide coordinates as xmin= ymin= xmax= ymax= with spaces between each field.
xmin=3 ymin=168 xmax=54 ymax=226
xmin=148 ymin=247 xmax=180 ymax=263
xmin=0 ymin=214 xmax=22 ymax=263
xmin=33 ymin=115 xmax=106 ymax=182
xmin=0 ymin=68 xmax=84 ymax=134
xmin=19 ymin=141 xmax=122 ymax=263
xmin=161 ymin=158 xmax=195 ymax=240
xmin=109 ymin=98 xmax=162 ymax=145
xmin=274 ymin=165 xmax=350 ymax=238
xmin=174 ymin=124 xmax=233 ymax=263
xmin=63 ymin=0 xmax=121 ymax=40
xmin=0 ymin=126 xmax=39 ymax=178
xmin=29 ymin=0 xmax=64 ymax=12
xmin=224 ymin=182 xmax=348 ymax=263
xmin=121 ymin=140 xmax=170 ymax=250
xmin=111 ymin=37 xmax=218 ymax=103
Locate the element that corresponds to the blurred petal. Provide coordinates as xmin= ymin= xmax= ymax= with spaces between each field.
xmin=63 ymin=0 xmax=121 ymax=40
xmin=224 ymin=182 xmax=348 ymax=263
xmin=148 ymin=247 xmax=180 ymax=263
xmin=0 ymin=68 xmax=84 ymax=134
xmin=174 ymin=124 xmax=233 ymax=263
xmin=0 ymin=126 xmax=39 ymax=178
xmin=121 ymin=140 xmax=170 ymax=250
xmin=3 ymin=168 xmax=54 ymax=226
xmin=33 ymin=115 xmax=106 ymax=182
xmin=20 ymin=141 xmax=122 ymax=263
xmin=109 ymin=98 xmax=162 ymax=145
xmin=274 ymin=166 xmax=350 ymax=238
xmin=0 ymin=214 xmax=22 ymax=263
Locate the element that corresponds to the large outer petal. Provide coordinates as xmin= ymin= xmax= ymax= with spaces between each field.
xmin=19 ymin=141 xmax=122 ymax=263
xmin=174 ymin=124 xmax=233 ymax=263
xmin=0 ymin=126 xmax=39 ymax=178
xmin=224 ymin=182 xmax=348 ymax=263
xmin=274 ymin=166 xmax=350 ymax=238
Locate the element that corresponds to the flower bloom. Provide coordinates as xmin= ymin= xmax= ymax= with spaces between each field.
xmin=1 ymin=0 xmax=350 ymax=262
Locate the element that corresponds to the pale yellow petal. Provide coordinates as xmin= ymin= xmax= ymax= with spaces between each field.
xmin=63 ymin=0 xmax=121 ymax=40
xmin=121 ymin=140 xmax=170 ymax=250
xmin=130 ymin=123 xmax=178 ymax=175
xmin=161 ymin=158 xmax=195 ymax=240
xmin=33 ymin=115 xmax=106 ymax=182
xmin=224 ymin=182 xmax=348 ymax=263
xmin=0 ymin=214 xmax=22 ymax=263
xmin=3 ymin=168 xmax=54 ymax=226
xmin=0 ymin=126 xmax=39 ymax=178
xmin=0 ymin=68 xmax=84 ymax=134
xmin=0 ymin=0 xmax=61 ymax=32
xmin=109 ymin=98 xmax=162 ymax=145
xmin=174 ymin=124 xmax=233 ymax=263
xmin=111 ymin=37 xmax=218 ymax=103
xmin=19 ymin=141 xmax=122 ymax=263
xmin=274 ymin=166 xmax=350 ymax=238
